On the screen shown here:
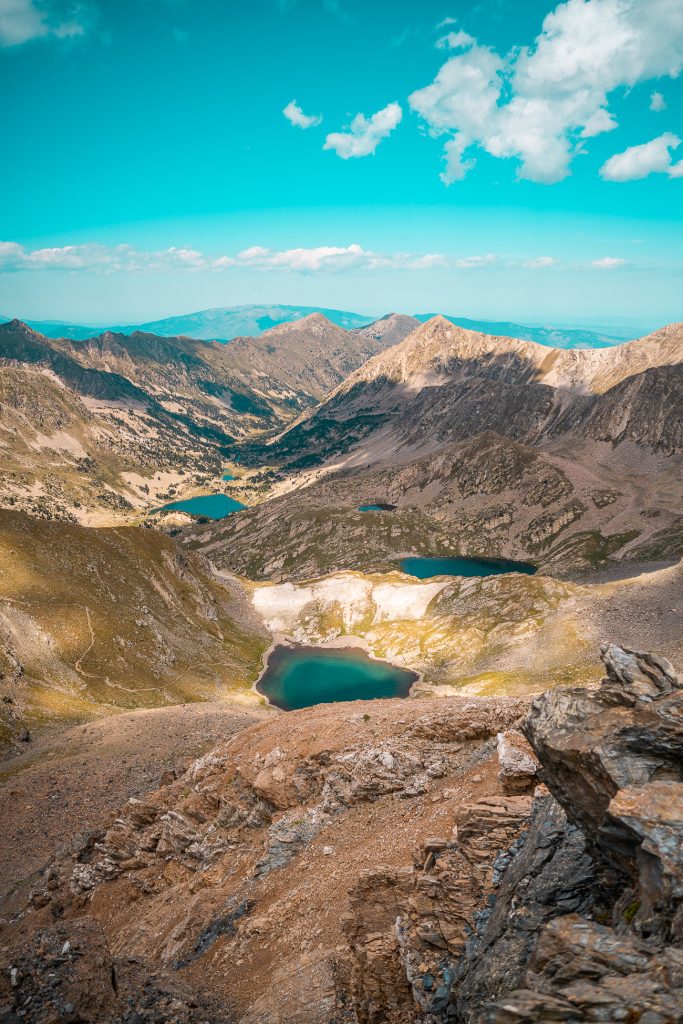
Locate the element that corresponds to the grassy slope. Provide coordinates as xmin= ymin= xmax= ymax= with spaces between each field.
xmin=0 ymin=510 xmax=269 ymax=753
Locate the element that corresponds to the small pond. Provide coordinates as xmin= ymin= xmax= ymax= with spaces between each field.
xmin=400 ymin=555 xmax=536 ymax=579
xmin=155 ymin=493 xmax=245 ymax=519
xmin=222 ymin=473 xmax=235 ymax=481
xmin=256 ymin=644 xmax=418 ymax=711
xmin=358 ymin=502 xmax=397 ymax=512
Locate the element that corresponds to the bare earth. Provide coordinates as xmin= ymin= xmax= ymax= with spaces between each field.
xmin=0 ymin=701 xmax=272 ymax=905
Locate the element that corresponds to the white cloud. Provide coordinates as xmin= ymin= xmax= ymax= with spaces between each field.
xmin=324 ymin=101 xmax=402 ymax=158
xmin=409 ymin=0 xmax=683 ymax=184
xmin=0 ymin=240 xmax=448 ymax=276
xmin=1 ymin=241 xmax=632 ymax=276
xmin=455 ymin=253 xmax=497 ymax=268
xmin=436 ymin=29 xmax=475 ymax=50
xmin=436 ymin=17 xmax=457 ymax=28
xmin=590 ymin=257 xmax=627 ymax=269
xmin=522 ymin=256 xmax=558 ymax=269
xmin=283 ymin=99 xmax=322 ymax=130
xmin=600 ymin=132 xmax=683 ymax=181
xmin=0 ymin=0 xmax=85 ymax=46
xmin=650 ymin=90 xmax=667 ymax=111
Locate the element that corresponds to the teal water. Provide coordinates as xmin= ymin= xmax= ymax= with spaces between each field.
xmin=156 ymin=493 xmax=245 ymax=519
xmin=359 ymin=503 xmax=396 ymax=512
xmin=222 ymin=473 xmax=235 ymax=481
xmin=256 ymin=645 xmax=417 ymax=711
xmin=400 ymin=555 xmax=536 ymax=579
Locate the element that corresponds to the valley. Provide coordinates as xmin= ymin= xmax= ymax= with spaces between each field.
xmin=1 ymin=308 xmax=681 ymax=1024
xmin=4 ymin=2 xmax=682 ymax=1017
xmin=2 ymin=310 xmax=682 ymax=751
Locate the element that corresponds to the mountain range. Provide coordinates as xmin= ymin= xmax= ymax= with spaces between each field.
xmin=2 ymin=304 xmax=639 ymax=347
xmin=1 ymin=302 xmax=682 ymax=1023
xmin=189 ymin=316 xmax=683 ymax=580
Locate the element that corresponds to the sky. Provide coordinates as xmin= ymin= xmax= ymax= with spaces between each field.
xmin=0 ymin=0 xmax=682 ymax=329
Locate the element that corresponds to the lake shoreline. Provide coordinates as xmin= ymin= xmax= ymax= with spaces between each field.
xmin=252 ymin=634 xmax=423 ymax=711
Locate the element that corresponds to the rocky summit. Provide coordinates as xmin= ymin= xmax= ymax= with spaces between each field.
xmin=0 ymin=645 xmax=681 ymax=1023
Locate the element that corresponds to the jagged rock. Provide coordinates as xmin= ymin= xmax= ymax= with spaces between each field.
xmin=342 ymin=645 xmax=683 ymax=1022
xmin=478 ymin=645 xmax=683 ymax=1021
xmin=0 ymin=918 xmax=223 ymax=1024
xmin=522 ymin=643 xmax=683 ymax=939
xmin=496 ymin=731 xmax=539 ymax=793
xmin=5 ymin=648 xmax=681 ymax=1023
xmin=344 ymin=796 xmax=533 ymax=1022
xmin=451 ymin=794 xmax=594 ymax=1021
xmin=480 ymin=915 xmax=683 ymax=1023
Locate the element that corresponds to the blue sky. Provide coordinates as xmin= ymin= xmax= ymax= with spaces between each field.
xmin=0 ymin=0 xmax=682 ymax=328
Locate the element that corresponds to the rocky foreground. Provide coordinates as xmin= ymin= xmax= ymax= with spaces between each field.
xmin=1 ymin=645 xmax=681 ymax=1023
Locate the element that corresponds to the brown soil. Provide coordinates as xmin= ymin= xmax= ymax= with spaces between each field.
xmin=0 ymin=701 xmax=272 ymax=906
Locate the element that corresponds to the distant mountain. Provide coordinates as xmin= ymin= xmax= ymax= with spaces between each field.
xmin=4 ymin=308 xmax=643 ymax=347
xmin=0 ymin=313 xmax=401 ymax=522
xmin=352 ymin=313 xmax=421 ymax=348
xmin=413 ymin=315 xmax=627 ymax=349
xmin=16 ymin=319 xmax=106 ymax=340
xmin=4 ymin=306 xmax=374 ymax=342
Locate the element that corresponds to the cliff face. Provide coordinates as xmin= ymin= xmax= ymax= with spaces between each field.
xmin=0 ymin=647 xmax=681 ymax=1023
xmin=344 ymin=644 xmax=683 ymax=1023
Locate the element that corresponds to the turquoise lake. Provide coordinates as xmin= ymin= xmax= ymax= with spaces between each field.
xmin=400 ymin=556 xmax=536 ymax=579
xmin=359 ymin=503 xmax=396 ymax=512
xmin=256 ymin=645 xmax=418 ymax=711
xmin=222 ymin=473 xmax=235 ymax=481
xmin=156 ymin=493 xmax=245 ymax=519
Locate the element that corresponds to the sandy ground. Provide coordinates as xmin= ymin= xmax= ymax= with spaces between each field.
xmin=0 ymin=701 xmax=271 ymax=906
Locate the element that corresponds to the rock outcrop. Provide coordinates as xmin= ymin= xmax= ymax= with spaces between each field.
xmin=340 ymin=644 xmax=683 ymax=1022
xmin=1 ymin=646 xmax=681 ymax=1023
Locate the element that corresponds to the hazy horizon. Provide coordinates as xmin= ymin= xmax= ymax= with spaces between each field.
xmin=1 ymin=0 xmax=681 ymax=329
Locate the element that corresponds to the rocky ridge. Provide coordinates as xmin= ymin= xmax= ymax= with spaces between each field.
xmin=259 ymin=319 xmax=683 ymax=473
xmin=0 ymin=314 xmax=400 ymax=523
xmin=1 ymin=645 xmax=681 ymax=1022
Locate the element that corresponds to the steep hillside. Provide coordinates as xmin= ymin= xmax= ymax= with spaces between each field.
xmin=4 ymin=313 xmax=400 ymax=439
xmin=0 ymin=510 xmax=268 ymax=753
xmin=214 ymin=312 xmax=399 ymax=406
xmin=257 ymin=318 xmax=683 ymax=472
xmin=0 ymin=314 xmax=400 ymax=521
xmin=189 ymin=433 xmax=683 ymax=577
xmin=0 ymin=360 xmax=233 ymax=524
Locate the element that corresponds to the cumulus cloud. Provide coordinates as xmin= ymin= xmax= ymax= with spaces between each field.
xmin=650 ymin=90 xmax=667 ymax=111
xmin=600 ymin=132 xmax=683 ymax=181
xmin=409 ymin=0 xmax=683 ymax=184
xmin=0 ymin=243 xmax=209 ymax=273
xmin=436 ymin=29 xmax=475 ymax=50
xmin=590 ymin=256 xmax=627 ymax=269
xmin=324 ymin=101 xmax=402 ymax=158
xmin=1 ymin=241 xmax=618 ymax=275
xmin=0 ymin=0 xmax=86 ymax=46
xmin=283 ymin=99 xmax=322 ymax=129
xmin=0 ymin=240 xmax=449 ymax=275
